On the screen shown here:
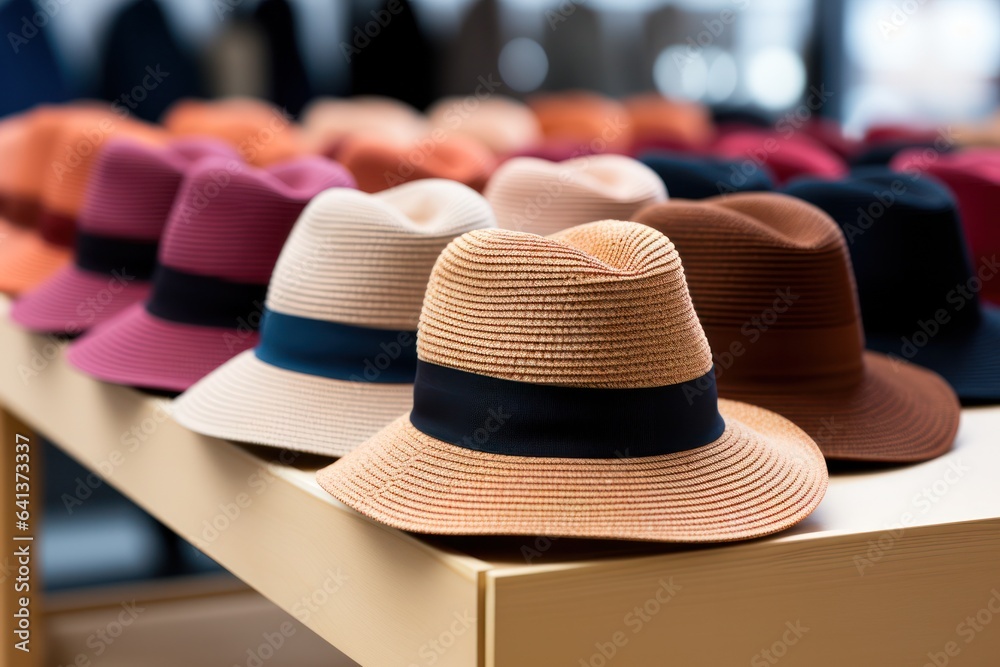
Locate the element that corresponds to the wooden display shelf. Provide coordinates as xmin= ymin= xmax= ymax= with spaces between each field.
xmin=1 ymin=295 xmax=999 ymax=666
xmin=46 ymin=575 xmax=357 ymax=666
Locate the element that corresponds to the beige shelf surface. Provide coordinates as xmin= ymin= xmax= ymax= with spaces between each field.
xmin=1 ymin=295 xmax=999 ymax=666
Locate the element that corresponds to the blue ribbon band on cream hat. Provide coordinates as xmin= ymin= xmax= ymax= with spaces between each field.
xmin=253 ymin=308 xmax=418 ymax=383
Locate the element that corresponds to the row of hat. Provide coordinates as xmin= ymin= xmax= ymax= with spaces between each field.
xmin=3 ymin=96 xmax=999 ymax=545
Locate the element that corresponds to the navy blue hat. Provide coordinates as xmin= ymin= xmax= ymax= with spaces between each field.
xmin=0 ymin=0 xmax=71 ymax=115
xmin=851 ymin=141 xmax=953 ymax=167
xmin=784 ymin=167 xmax=1000 ymax=404
xmin=639 ymin=152 xmax=774 ymax=199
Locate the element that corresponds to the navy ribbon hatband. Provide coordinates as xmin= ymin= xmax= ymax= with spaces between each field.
xmin=255 ymin=308 xmax=418 ymax=383
xmin=409 ymin=361 xmax=726 ymax=458
xmin=145 ymin=266 xmax=268 ymax=328
xmin=75 ymin=231 xmax=159 ymax=280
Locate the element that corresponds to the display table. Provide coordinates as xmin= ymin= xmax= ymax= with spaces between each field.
xmin=1 ymin=295 xmax=998 ymax=667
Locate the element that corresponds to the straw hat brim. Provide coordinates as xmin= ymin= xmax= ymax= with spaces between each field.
xmin=865 ymin=308 xmax=1000 ymax=405
xmin=173 ymin=350 xmax=413 ymax=457
xmin=316 ymin=398 xmax=828 ymax=543
xmin=11 ymin=266 xmax=151 ymax=334
xmin=0 ymin=227 xmax=71 ymax=296
xmin=66 ymin=304 xmax=258 ymax=392
xmin=718 ymin=352 xmax=960 ymax=462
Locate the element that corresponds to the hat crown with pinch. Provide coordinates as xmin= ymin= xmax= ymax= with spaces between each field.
xmin=265 ymin=178 xmax=497 ymax=331
xmin=417 ymin=219 xmax=713 ymax=389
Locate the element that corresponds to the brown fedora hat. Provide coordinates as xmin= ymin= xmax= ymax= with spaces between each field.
xmin=317 ymin=220 xmax=828 ymax=542
xmin=634 ymin=193 xmax=959 ymax=462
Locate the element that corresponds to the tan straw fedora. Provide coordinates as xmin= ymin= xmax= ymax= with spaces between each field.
xmin=484 ymin=154 xmax=666 ymax=235
xmin=173 ymin=179 xmax=497 ymax=456
xmin=318 ymin=220 xmax=828 ymax=542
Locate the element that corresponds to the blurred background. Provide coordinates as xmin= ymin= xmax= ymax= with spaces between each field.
xmin=3 ymin=0 xmax=995 ymax=593
xmin=4 ymin=0 xmax=999 ymax=134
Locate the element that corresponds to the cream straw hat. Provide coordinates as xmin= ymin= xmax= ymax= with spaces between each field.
xmin=173 ymin=179 xmax=496 ymax=456
xmin=484 ymin=154 xmax=666 ymax=235
xmin=317 ymin=220 xmax=828 ymax=542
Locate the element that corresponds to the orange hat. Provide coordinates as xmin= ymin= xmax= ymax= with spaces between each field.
xmin=39 ymin=111 xmax=165 ymax=247
xmin=0 ymin=218 xmax=70 ymax=295
xmin=0 ymin=104 xmax=104 ymax=227
xmin=163 ymin=97 xmax=308 ymax=166
xmin=624 ymin=93 xmax=714 ymax=152
xmin=338 ymin=134 xmax=496 ymax=193
xmin=528 ymin=91 xmax=633 ymax=154
xmin=0 ymin=114 xmax=32 ymax=225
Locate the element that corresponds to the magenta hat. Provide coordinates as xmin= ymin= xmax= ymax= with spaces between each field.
xmin=66 ymin=155 xmax=356 ymax=391
xmin=11 ymin=138 xmax=239 ymax=334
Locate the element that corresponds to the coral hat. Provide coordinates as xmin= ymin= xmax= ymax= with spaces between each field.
xmin=40 ymin=112 xmax=166 ymax=247
xmin=484 ymin=154 xmax=666 ymax=234
xmin=0 ymin=220 xmax=70 ymax=295
xmin=785 ymin=168 xmax=1000 ymax=404
xmin=528 ymin=91 xmax=633 ymax=155
xmin=163 ymin=97 xmax=307 ymax=166
xmin=173 ymin=180 xmax=496 ymax=455
xmin=0 ymin=103 xmax=132 ymax=227
xmin=67 ymin=156 xmax=356 ymax=392
xmin=0 ymin=113 xmax=33 ymax=223
xmin=318 ymin=221 xmax=829 ymax=542
xmin=338 ymin=134 xmax=496 ymax=193
xmin=891 ymin=148 xmax=1000 ymax=306
xmin=0 ymin=107 xmax=161 ymax=295
xmin=635 ymin=193 xmax=959 ymax=462
xmin=12 ymin=138 xmax=238 ymax=334
xmin=624 ymin=93 xmax=715 ymax=153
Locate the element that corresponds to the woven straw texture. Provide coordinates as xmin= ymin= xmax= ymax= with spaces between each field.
xmin=80 ymin=138 xmax=239 ymax=240
xmin=485 ymin=155 xmax=666 ymax=235
xmin=318 ymin=220 xmax=828 ymax=542
xmin=66 ymin=156 xmax=355 ymax=392
xmin=173 ymin=179 xmax=497 ymax=455
xmin=635 ymin=193 xmax=959 ymax=462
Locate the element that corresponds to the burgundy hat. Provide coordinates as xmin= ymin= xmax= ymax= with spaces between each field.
xmin=11 ymin=138 xmax=238 ymax=334
xmin=891 ymin=148 xmax=1000 ymax=306
xmin=67 ymin=155 xmax=356 ymax=391
xmin=711 ymin=130 xmax=848 ymax=185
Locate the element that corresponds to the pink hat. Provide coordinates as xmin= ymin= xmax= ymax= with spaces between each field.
xmin=67 ymin=155 xmax=356 ymax=391
xmin=712 ymin=130 xmax=847 ymax=186
xmin=12 ymin=138 xmax=239 ymax=334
